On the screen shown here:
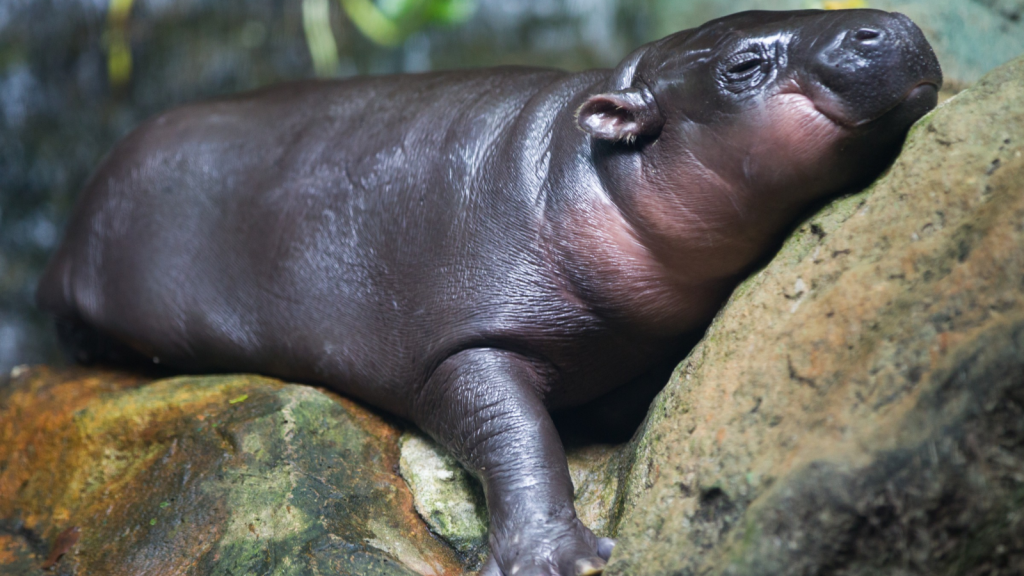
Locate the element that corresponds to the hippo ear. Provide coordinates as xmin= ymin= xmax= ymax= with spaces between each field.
xmin=576 ymin=88 xmax=664 ymax=142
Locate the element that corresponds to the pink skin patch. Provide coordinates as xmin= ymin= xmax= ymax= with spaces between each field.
xmin=766 ymin=92 xmax=847 ymax=157
xmin=744 ymin=90 xmax=849 ymax=191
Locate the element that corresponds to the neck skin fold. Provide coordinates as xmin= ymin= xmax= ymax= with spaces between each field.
xmin=542 ymin=146 xmax=769 ymax=335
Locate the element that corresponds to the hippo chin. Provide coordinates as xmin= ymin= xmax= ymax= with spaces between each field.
xmin=37 ymin=9 xmax=941 ymax=576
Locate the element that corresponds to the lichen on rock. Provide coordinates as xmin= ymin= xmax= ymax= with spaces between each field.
xmin=399 ymin=431 xmax=489 ymax=565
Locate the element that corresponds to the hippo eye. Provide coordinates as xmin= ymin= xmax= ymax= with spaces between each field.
xmin=721 ymin=49 xmax=770 ymax=91
xmin=728 ymin=58 xmax=762 ymax=76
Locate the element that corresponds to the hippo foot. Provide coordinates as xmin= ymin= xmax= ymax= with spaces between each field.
xmin=479 ymin=518 xmax=616 ymax=576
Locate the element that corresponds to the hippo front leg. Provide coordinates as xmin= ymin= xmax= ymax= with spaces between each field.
xmin=411 ymin=348 xmax=613 ymax=576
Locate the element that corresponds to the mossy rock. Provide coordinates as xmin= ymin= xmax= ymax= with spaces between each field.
xmin=0 ymin=368 xmax=465 ymax=575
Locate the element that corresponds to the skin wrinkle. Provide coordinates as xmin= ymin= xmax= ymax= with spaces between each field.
xmin=549 ymin=194 xmax=717 ymax=333
xmin=444 ymin=85 xmax=513 ymax=191
xmin=422 ymin=352 xmax=574 ymax=525
xmin=669 ymin=146 xmax=741 ymax=243
xmin=639 ymin=145 xmax=753 ymax=273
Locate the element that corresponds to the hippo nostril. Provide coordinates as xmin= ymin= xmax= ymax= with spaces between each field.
xmin=853 ymin=28 xmax=881 ymax=43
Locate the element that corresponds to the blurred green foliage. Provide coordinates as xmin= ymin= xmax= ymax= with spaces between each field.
xmin=106 ymin=0 xmax=135 ymax=86
xmin=304 ymin=0 xmax=476 ymax=74
xmin=342 ymin=0 xmax=476 ymax=46
xmin=302 ymin=0 xmax=478 ymax=76
xmin=106 ymin=0 xmax=480 ymax=83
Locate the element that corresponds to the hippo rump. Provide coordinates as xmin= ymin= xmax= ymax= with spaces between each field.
xmin=37 ymin=9 xmax=941 ymax=576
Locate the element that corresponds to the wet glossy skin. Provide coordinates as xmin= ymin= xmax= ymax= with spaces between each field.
xmin=37 ymin=10 xmax=941 ymax=575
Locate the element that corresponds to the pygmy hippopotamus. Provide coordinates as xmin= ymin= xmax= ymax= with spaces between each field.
xmin=37 ymin=9 xmax=941 ymax=576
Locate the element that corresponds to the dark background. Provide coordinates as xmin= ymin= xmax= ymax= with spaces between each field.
xmin=2 ymin=0 xmax=1022 ymax=375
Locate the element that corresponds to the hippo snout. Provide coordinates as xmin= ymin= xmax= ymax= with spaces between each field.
xmin=805 ymin=10 xmax=942 ymax=127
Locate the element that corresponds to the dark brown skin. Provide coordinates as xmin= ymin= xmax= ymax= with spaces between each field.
xmin=37 ymin=10 xmax=941 ymax=575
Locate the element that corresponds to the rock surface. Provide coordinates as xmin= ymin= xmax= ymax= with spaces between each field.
xmin=2 ymin=48 xmax=1023 ymax=576
xmin=398 ymin=432 xmax=489 ymax=566
xmin=0 ymin=367 xmax=622 ymax=575
xmin=0 ymin=368 xmax=466 ymax=575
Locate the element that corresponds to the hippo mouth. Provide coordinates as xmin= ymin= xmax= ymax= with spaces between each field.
xmin=798 ymin=80 xmax=941 ymax=129
xmin=766 ymin=78 xmax=939 ymax=163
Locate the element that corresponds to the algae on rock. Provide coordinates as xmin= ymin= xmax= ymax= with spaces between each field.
xmin=399 ymin=431 xmax=489 ymax=566
xmin=0 ymin=368 xmax=464 ymax=575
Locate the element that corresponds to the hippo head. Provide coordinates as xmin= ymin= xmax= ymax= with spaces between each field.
xmin=577 ymin=9 xmax=942 ymax=211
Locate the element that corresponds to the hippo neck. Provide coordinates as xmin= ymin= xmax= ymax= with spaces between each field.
xmin=615 ymin=138 xmax=807 ymax=278
xmin=542 ymin=139 xmax=803 ymax=334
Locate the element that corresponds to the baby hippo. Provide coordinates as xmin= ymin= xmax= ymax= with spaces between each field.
xmin=38 ymin=9 xmax=941 ymax=576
